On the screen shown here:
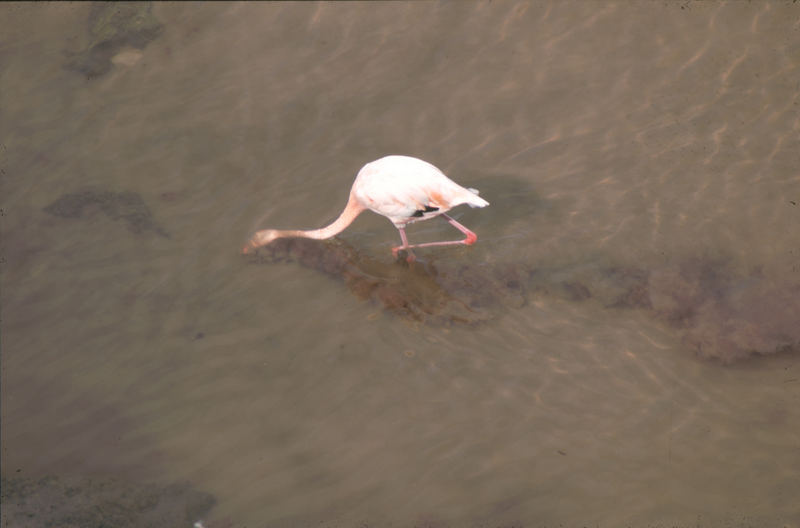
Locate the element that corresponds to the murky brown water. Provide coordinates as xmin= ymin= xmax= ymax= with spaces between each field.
xmin=2 ymin=2 xmax=799 ymax=527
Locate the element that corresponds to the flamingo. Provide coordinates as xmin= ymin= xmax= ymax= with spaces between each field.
xmin=242 ymin=155 xmax=489 ymax=260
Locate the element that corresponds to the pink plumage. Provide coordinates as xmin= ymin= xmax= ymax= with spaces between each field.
xmin=243 ymin=155 xmax=489 ymax=260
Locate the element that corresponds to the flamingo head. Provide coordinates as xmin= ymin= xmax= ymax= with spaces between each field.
xmin=241 ymin=229 xmax=283 ymax=254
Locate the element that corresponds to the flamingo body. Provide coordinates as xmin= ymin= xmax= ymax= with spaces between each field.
xmin=353 ymin=155 xmax=488 ymax=226
xmin=243 ymin=155 xmax=489 ymax=259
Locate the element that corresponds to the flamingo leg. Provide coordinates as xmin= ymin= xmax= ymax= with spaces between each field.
xmin=392 ymin=227 xmax=417 ymax=261
xmin=391 ymin=213 xmax=478 ymax=259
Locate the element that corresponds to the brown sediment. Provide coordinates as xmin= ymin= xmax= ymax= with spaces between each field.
xmin=246 ymin=238 xmax=800 ymax=363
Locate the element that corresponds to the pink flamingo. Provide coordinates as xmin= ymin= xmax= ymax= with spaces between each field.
xmin=242 ymin=155 xmax=489 ymax=259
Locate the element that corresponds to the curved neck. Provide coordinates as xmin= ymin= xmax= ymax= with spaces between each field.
xmin=283 ymin=193 xmax=365 ymax=240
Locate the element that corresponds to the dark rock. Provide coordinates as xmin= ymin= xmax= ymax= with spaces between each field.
xmin=246 ymin=238 xmax=800 ymax=363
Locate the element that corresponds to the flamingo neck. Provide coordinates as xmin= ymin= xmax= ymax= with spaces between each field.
xmin=285 ymin=193 xmax=365 ymax=240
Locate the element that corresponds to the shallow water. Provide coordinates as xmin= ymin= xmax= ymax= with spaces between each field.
xmin=2 ymin=2 xmax=799 ymax=527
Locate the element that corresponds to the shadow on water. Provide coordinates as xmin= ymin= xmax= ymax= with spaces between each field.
xmin=247 ymin=237 xmax=800 ymax=364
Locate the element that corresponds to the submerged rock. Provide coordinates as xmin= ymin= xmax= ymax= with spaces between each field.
xmin=249 ymin=238 xmax=507 ymax=326
xmin=65 ymin=2 xmax=163 ymax=78
xmin=246 ymin=238 xmax=800 ymax=363
xmin=646 ymin=262 xmax=800 ymax=362
xmin=43 ymin=189 xmax=169 ymax=238
xmin=0 ymin=474 xmax=215 ymax=528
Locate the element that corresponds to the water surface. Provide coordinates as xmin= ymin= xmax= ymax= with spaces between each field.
xmin=2 ymin=2 xmax=799 ymax=527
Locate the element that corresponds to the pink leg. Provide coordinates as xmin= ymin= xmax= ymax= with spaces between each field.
xmin=391 ymin=213 xmax=478 ymax=258
xmin=392 ymin=227 xmax=417 ymax=261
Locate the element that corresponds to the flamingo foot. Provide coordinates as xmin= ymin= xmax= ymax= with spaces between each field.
xmin=392 ymin=246 xmax=417 ymax=263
